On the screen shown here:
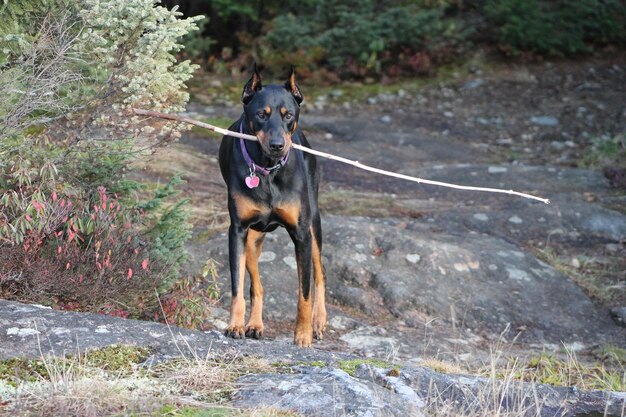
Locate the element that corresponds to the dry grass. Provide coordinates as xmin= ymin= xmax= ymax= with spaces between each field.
xmin=162 ymin=354 xmax=272 ymax=402
xmin=416 ymin=328 xmax=625 ymax=417
xmin=4 ymin=352 xmax=173 ymax=417
xmin=3 ymin=346 xmax=623 ymax=417
xmin=499 ymin=349 xmax=626 ymax=392
xmin=2 ymin=325 xmax=623 ymax=417
xmin=419 ymin=357 xmax=467 ymax=375
xmin=421 ymin=336 xmax=543 ymax=417
xmin=425 ymin=356 xmax=625 ymax=417
xmin=1 ymin=345 xmax=274 ymax=417
xmin=424 ymin=379 xmax=545 ymax=417
xmin=534 ymin=244 xmax=626 ymax=305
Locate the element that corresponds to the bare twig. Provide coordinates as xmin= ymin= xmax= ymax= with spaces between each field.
xmin=133 ymin=108 xmax=550 ymax=204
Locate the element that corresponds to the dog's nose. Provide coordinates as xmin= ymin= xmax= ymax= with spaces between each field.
xmin=269 ymin=138 xmax=284 ymax=152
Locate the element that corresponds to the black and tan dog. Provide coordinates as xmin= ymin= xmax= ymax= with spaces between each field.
xmin=218 ymin=66 xmax=326 ymax=347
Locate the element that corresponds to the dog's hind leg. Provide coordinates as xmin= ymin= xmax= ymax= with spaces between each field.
xmin=245 ymin=229 xmax=266 ymax=339
xmin=279 ymin=203 xmax=314 ymax=347
xmin=291 ymin=228 xmax=314 ymax=347
xmin=310 ymin=214 xmax=327 ymax=340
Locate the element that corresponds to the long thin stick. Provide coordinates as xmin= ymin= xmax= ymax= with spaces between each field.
xmin=133 ymin=108 xmax=550 ymax=204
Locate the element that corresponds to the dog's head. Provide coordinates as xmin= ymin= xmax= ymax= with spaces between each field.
xmin=241 ymin=64 xmax=303 ymax=159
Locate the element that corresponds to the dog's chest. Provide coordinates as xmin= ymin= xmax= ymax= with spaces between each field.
xmin=232 ymin=191 xmax=301 ymax=230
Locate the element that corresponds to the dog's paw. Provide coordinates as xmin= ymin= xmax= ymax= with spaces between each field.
xmin=245 ymin=324 xmax=264 ymax=339
xmin=312 ymin=310 xmax=327 ymax=340
xmin=294 ymin=330 xmax=313 ymax=348
xmin=313 ymin=321 xmax=326 ymax=340
xmin=224 ymin=325 xmax=246 ymax=339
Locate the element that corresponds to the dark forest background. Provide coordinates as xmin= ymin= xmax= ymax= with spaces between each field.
xmin=161 ymin=0 xmax=626 ymax=81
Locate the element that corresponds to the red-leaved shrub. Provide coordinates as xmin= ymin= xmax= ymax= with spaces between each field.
xmin=1 ymin=186 xmax=153 ymax=310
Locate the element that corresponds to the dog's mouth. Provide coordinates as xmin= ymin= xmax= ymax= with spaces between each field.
xmin=269 ymin=146 xmax=289 ymax=158
xmin=264 ymin=148 xmax=289 ymax=163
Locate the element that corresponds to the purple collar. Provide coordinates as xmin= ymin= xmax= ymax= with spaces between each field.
xmin=239 ymin=122 xmax=290 ymax=176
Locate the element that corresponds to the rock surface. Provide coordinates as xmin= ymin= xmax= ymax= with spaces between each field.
xmin=205 ymin=210 xmax=624 ymax=361
xmin=1 ymin=299 xmax=624 ymax=417
xmin=235 ymin=367 xmax=422 ymax=417
xmin=0 ymin=299 xmax=346 ymax=365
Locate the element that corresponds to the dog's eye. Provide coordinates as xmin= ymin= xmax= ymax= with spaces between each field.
xmin=284 ymin=112 xmax=293 ymax=121
xmin=257 ymin=111 xmax=266 ymax=120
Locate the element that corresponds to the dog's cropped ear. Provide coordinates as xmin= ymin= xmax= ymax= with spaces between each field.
xmin=284 ymin=65 xmax=303 ymax=106
xmin=242 ymin=63 xmax=262 ymax=105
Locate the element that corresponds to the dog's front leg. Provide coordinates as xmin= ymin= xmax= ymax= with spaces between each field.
xmin=290 ymin=227 xmax=314 ymax=347
xmin=245 ymin=229 xmax=266 ymax=339
xmin=225 ymin=223 xmax=247 ymax=338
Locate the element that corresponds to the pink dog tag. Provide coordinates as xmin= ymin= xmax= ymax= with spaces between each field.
xmin=245 ymin=174 xmax=260 ymax=189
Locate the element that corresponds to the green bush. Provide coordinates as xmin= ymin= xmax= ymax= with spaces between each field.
xmin=483 ymin=0 xmax=626 ymax=55
xmin=138 ymin=175 xmax=192 ymax=291
xmin=0 ymin=0 xmax=200 ymax=311
xmin=262 ymin=0 xmax=469 ymax=78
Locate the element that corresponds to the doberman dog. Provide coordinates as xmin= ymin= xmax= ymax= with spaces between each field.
xmin=218 ymin=66 xmax=327 ymax=347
